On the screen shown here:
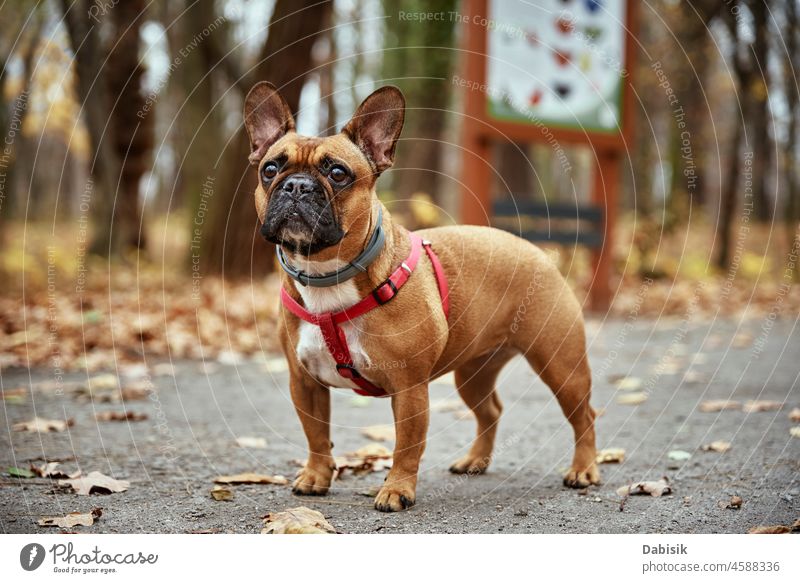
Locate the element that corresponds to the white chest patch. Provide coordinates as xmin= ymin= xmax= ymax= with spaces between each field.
xmin=291 ymin=259 xmax=373 ymax=389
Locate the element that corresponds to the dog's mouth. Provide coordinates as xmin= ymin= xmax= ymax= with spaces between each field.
xmin=260 ymin=174 xmax=344 ymax=255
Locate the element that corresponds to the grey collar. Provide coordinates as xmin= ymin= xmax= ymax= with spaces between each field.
xmin=276 ymin=207 xmax=384 ymax=287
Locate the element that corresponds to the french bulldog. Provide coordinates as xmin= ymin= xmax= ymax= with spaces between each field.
xmin=244 ymin=82 xmax=599 ymax=512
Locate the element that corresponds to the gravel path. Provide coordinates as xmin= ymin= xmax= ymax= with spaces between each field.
xmin=1 ymin=317 xmax=798 ymax=533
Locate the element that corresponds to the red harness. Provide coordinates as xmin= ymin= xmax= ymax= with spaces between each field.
xmin=280 ymin=233 xmax=449 ymax=397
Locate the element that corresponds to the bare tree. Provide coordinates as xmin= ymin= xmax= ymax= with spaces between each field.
xmin=200 ymin=0 xmax=332 ymax=278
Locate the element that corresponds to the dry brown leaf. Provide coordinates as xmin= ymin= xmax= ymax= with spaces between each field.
xmin=701 ymin=440 xmax=732 ymax=453
xmin=616 ymin=477 xmax=672 ymax=497
xmin=361 ymin=424 xmax=395 ymax=442
xmin=789 ymin=408 xmax=800 ymax=422
xmin=38 ymin=508 xmax=102 ymax=528
xmin=453 ymin=408 xmax=476 ymax=420
xmin=719 ymin=495 xmax=743 ymax=510
xmin=614 ymin=377 xmax=642 ymax=391
xmin=699 ymin=400 xmax=741 ymax=413
xmin=2 ymin=387 xmax=26 ymax=400
xmin=59 ymin=471 xmax=129 ymax=495
xmin=213 ymin=473 xmax=288 ymax=485
xmin=13 ymin=417 xmax=74 ymax=432
xmin=236 ymin=436 xmax=267 ymax=449
xmin=95 ymin=411 xmax=148 ymax=422
xmin=430 ymin=399 xmax=465 ymax=413
xmin=748 ymin=525 xmax=791 ymax=534
xmin=326 ymin=444 xmax=394 ymax=478
xmin=210 ymin=486 xmax=233 ymax=501
xmin=88 ymin=374 xmax=119 ymax=390
xmin=31 ymin=462 xmax=80 ymax=479
xmin=616 ymin=392 xmax=647 ymax=405
xmin=261 ymin=507 xmax=336 ymax=534
xmin=742 ymin=400 xmax=783 ymax=413
xmin=120 ymin=384 xmax=150 ymax=401
xmin=596 ymin=448 xmax=625 ymax=464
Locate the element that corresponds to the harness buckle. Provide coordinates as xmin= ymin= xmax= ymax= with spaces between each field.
xmin=336 ymin=363 xmax=362 ymax=379
xmin=372 ymin=279 xmax=398 ymax=305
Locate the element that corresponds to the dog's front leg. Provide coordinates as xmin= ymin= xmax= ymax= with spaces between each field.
xmin=375 ymin=384 xmax=430 ymax=512
xmin=290 ymin=374 xmax=335 ymax=496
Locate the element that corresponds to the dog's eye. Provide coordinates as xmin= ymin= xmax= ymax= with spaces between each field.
xmin=262 ymin=162 xmax=279 ymax=181
xmin=329 ymin=165 xmax=348 ymax=183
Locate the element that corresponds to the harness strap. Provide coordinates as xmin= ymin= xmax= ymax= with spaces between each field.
xmin=280 ymin=232 xmax=448 ymax=397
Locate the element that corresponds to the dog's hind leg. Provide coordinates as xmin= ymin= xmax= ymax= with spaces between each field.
xmin=523 ymin=322 xmax=600 ymax=488
xmin=449 ymin=349 xmax=514 ymax=475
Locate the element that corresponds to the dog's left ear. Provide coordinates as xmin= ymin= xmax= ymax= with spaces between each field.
xmin=244 ymin=81 xmax=295 ymax=166
xmin=342 ymin=86 xmax=405 ymax=174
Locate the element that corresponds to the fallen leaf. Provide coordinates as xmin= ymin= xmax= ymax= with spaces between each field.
xmin=701 ymin=440 xmax=732 ymax=453
xmin=327 ymin=444 xmax=394 ymax=478
xmin=616 ymin=392 xmax=647 ymax=405
xmin=59 ymin=472 xmax=129 ymax=495
xmin=699 ymin=400 xmax=741 ymax=413
xmin=31 ymin=462 xmax=81 ymax=479
xmin=7 ymin=466 xmax=34 ymax=478
xmin=210 ymin=486 xmax=233 ymax=501
xmin=667 ymin=450 xmax=692 ymax=461
xmin=453 ymin=408 xmax=475 ymax=420
xmin=742 ymin=400 xmax=783 ymax=413
xmin=263 ymin=357 xmax=288 ymax=373
xmin=120 ymin=383 xmax=150 ymax=401
xmin=719 ymin=495 xmax=742 ymax=510
xmin=361 ymin=424 xmax=395 ymax=442
xmin=89 ymin=374 xmax=119 ymax=390
xmin=430 ymin=399 xmax=465 ymax=413
xmin=261 ymin=507 xmax=336 ymax=534
xmin=616 ymin=477 xmax=672 ymax=497
xmin=38 ymin=508 xmax=102 ymax=528
xmin=236 ymin=436 xmax=267 ymax=449
xmin=748 ymin=524 xmax=791 ymax=534
xmin=13 ymin=417 xmax=74 ymax=432
xmin=615 ymin=376 xmax=642 ymax=391
xmin=95 ymin=411 xmax=148 ymax=422
xmin=790 ymin=427 xmax=800 ymax=439
xmin=2 ymin=387 xmax=26 ymax=403
xmin=352 ymin=443 xmax=392 ymax=458
xmin=213 ymin=473 xmax=288 ymax=485
xmin=682 ymin=370 xmax=708 ymax=384
xmin=789 ymin=408 xmax=800 ymax=422
xmin=596 ymin=448 xmax=625 ymax=464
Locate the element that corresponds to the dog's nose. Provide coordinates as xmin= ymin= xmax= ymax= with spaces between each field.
xmin=281 ymin=174 xmax=318 ymax=197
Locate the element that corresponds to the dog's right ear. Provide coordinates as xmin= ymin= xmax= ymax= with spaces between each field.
xmin=243 ymin=82 xmax=295 ymax=166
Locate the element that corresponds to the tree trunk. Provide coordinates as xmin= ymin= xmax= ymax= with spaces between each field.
xmin=716 ymin=115 xmax=742 ymax=270
xmin=201 ymin=0 xmax=332 ymax=278
xmin=747 ymin=0 xmax=773 ymax=222
xmin=380 ymin=0 xmax=458 ymax=224
xmin=107 ymin=0 xmax=152 ymax=251
xmin=60 ymin=0 xmax=123 ymax=257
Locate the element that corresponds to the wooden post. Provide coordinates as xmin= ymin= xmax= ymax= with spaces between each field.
xmin=460 ymin=0 xmax=491 ymax=226
xmin=589 ymin=149 xmax=620 ymax=312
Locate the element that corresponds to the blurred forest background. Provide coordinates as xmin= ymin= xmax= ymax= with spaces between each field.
xmin=0 ymin=0 xmax=798 ymax=371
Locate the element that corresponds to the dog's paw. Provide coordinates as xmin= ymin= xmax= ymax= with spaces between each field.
xmin=292 ymin=466 xmax=333 ymax=496
xmin=449 ymin=453 xmax=491 ymax=475
xmin=374 ymin=483 xmax=416 ymax=512
xmin=562 ymin=463 xmax=601 ymax=488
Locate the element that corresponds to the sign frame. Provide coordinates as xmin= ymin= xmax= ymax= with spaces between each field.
xmin=459 ymin=0 xmax=637 ymax=311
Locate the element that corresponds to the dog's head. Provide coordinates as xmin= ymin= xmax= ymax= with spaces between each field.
xmin=244 ymin=83 xmax=404 ymax=257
